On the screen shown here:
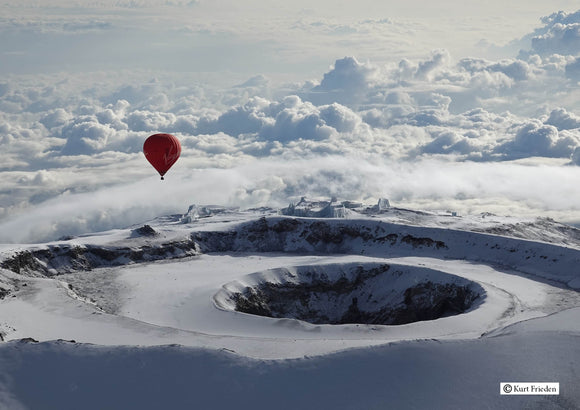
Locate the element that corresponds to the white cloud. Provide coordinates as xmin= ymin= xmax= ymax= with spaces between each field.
xmin=496 ymin=121 xmax=559 ymax=158
xmin=318 ymin=103 xmax=362 ymax=133
xmin=60 ymin=116 xmax=118 ymax=155
xmin=571 ymin=146 xmax=580 ymax=165
xmin=1 ymin=52 xmax=578 ymax=172
xmin=315 ymin=57 xmax=378 ymax=92
xmin=529 ymin=11 xmax=580 ymax=57
xmin=3 ymin=7 xmax=580 ymax=241
xmin=415 ymin=49 xmax=451 ymax=81
xmin=125 ymin=111 xmax=176 ymax=133
xmin=418 ymin=130 xmax=481 ymax=156
xmin=492 ymin=120 xmax=580 ymax=160
xmin=2 ymin=156 xmax=580 ymax=243
xmin=40 ymin=108 xmax=72 ymax=129
xmin=259 ymin=97 xmax=336 ymax=142
xmin=234 ymin=74 xmax=270 ymax=89
xmin=196 ymin=97 xmax=272 ymax=137
xmin=565 ymin=57 xmax=580 ymax=80
xmin=544 ymin=107 xmax=580 ymax=130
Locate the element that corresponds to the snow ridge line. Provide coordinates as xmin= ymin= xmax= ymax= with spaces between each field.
xmin=0 ymin=240 xmax=200 ymax=276
xmin=1 ymin=216 xmax=579 ymax=289
xmin=193 ymin=216 xmax=580 ymax=288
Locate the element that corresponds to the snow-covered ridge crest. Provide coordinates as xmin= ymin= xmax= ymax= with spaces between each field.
xmin=192 ymin=214 xmax=580 ymax=289
xmin=0 ymin=236 xmax=200 ymax=277
xmin=1 ymin=204 xmax=580 ymax=289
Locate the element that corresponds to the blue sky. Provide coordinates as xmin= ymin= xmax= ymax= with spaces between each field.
xmin=2 ymin=1 xmax=580 ymax=242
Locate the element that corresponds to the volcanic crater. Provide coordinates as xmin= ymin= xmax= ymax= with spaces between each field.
xmin=214 ymin=262 xmax=484 ymax=326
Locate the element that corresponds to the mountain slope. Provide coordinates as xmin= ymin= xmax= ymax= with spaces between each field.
xmin=0 ymin=204 xmax=579 ymax=409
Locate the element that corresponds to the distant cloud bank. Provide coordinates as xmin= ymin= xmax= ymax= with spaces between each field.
xmin=1 ymin=8 xmax=580 ymax=242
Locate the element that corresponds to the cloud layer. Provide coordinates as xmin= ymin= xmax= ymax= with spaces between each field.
xmin=2 ymin=7 xmax=580 ymax=242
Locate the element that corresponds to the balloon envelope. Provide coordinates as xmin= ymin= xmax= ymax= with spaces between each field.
xmin=143 ymin=133 xmax=181 ymax=179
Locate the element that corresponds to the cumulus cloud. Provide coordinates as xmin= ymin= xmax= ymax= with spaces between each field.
xmin=259 ymin=97 xmax=336 ymax=141
xmin=545 ymin=108 xmax=580 ymax=130
xmin=529 ymin=10 xmax=580 ymax=57
xmin=306 ymin=57 xmax=380 ymax=105
xmin=60 ymin=116 xmax=118 ymax=155
xmin=492 ymin=120 xmax=580 ymax=160
xmin=234 ymin=74 xmax=270 ymax=89
xmin=195 ymin=97 xmax=272 ymax=137
xmin=2 ymin=51 xmax=580 ymax=170
xmin=571 ymin=147 xmax=580 ymax=165
xmin=299 ymin=48 xmax=576 ymax=118
xmin=418 ymin=130 xmax=480 ymax=156
xmin=565 ymin=57 xmax=580 ymax=80
xmin=315 ymin=57 xmax=378 ymax=91
xmin=414 ymin=49 xmax=451 ymax=81
xmin=496 ymin=121 xmax=559 ymax=159
xmin=3 ymin=7 xmax=580 ymax=242
xmin=459 ymin=58 xmax=531 ymax=82
xmin=2 ymin=50 xmax=580 ymax=207
xmin=193 ymin=95 xmax=365 ymax=143
xmin=40 ymin=108 xmax=72 ymax=129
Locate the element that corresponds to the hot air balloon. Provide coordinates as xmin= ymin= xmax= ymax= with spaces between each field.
xmin=143 ymin=133 xmax=181 ymax=180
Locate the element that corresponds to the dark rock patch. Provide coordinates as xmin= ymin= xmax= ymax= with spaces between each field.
xmin=227 ymin=263 xmax=481 ymax=326
xmin=401 ymin=235 xmax=447 ymax=249
xmin=0 ymin=250 xmax=51 ymax=275
xmin=0 ymin=287 xmax=9 ymax=299
xmin=0 ymin=240 xmax=200 ymax=276
xmin=132 ymin=224 xmax=158 ymax=237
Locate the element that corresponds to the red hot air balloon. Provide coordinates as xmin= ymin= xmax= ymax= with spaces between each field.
xmin=143 ymin=133 xmax=181 ymax=180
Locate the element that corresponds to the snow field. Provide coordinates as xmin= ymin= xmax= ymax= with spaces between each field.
xmin=1 ymin=253 xmax=577 ymax=359
xmin=1 ymin=210 xmax=580 ymax=409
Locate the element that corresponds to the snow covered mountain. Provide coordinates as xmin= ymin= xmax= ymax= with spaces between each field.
xmin=0 ymin=200 xmax=579 ymax=409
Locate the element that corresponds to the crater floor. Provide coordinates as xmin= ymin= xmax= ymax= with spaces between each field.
xmin=1 ymin=253 xmax=577 ymax=359
xmin=1 ymin=211 xmax=580 ymax=359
